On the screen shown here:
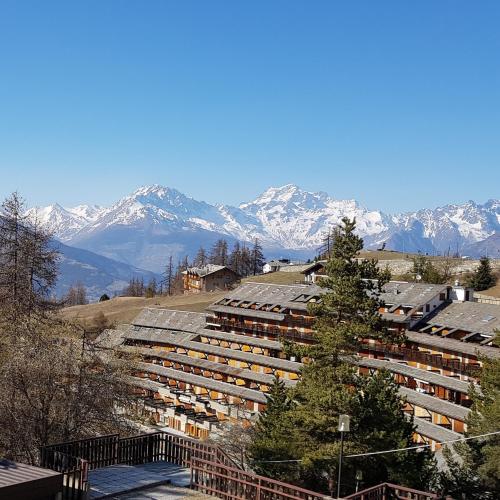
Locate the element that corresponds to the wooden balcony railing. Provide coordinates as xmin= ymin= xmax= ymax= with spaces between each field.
xmin=361 ymin=345 xmax=480 ymax=376
xmin=208 ymin=317 xmax=314 ymax=343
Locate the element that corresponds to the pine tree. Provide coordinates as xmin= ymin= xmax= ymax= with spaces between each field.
xmin=194 ymin=246 xmax=208 ymax=267
xmin=229 ymin=242 xmax=242 ymax=275
xmin=251 ymin=238 xmax=265 ymax=275
xmin=240 ymin=244 xmax=252 ymax=277
xmin=145 ymin=278 xmax=157 ymax=298
xmin=410 ymin=255 xmax=444 ymax=284
xmin=210 ymin=239 xmax=228 ymax=266
xmin=351 ymin=371 xmax=435 ymax=490
xmin=258 ymin=218 xmax=433 ymax=495
xmin=467 ymin=256 xmax=496 ymax=291
xmin=249 ymin=377 xmax=301 ymax=482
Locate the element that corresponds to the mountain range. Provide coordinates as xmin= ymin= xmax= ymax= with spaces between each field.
xmin=28 ymin=184 xmax=499 ymax=277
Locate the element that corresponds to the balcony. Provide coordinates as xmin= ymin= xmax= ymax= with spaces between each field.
xmin=207 ymin=316 xmax=314 ymax=343
xmin=362 ymin=345 xmax=480 ymax=376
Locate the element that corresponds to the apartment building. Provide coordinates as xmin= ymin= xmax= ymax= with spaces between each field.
xmin=105 ymin=280 xmax=499 ymax=449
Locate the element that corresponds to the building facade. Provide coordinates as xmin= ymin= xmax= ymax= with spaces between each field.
xmin=104 ymin=280 xmax=499 ymax=449
xmin=182 ymin=264 xmax=239 ymax=293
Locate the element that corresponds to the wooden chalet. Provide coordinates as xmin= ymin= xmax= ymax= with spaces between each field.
xmin=182 ymin=264 xmax=239 ymax=294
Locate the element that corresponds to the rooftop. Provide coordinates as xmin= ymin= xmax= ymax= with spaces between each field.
xmin=420 ymin=301 xmax=500 ymax=337
xmin=183 ymin=264 xmax=236 ymax=278
xmin=379 ymin=282 xmax=448 ymax=308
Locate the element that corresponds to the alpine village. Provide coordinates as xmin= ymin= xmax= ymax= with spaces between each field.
xmin=0 ymin=191 xmax=499 ymax=500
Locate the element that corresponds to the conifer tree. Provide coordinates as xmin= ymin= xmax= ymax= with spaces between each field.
xmin=194 ymin=246 xmax=208 ymax=267
xmin=251 ymin=238 xmax=265 ymax=275
xmin=210 ymin=239 xmax=229 ymax=266
xmin=439 ymin=353 xmax=500 ymax=498
xmin=250 ymin=377 xmax=301 ymax=482
xmin=254 ymin=218 xmax=434 ymax=495
xmin=467 ymin=256 xmax=496 ymax=291
xmin=240 ymin=244 xmax=252 ymax=277
xmin=229 ymin=242 xmax=242 ymax=275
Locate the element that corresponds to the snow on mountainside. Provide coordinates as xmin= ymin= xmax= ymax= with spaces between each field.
xmin=28 ymin=184 xmax=500 ymax=272
xmin=239 ymin=184 xmax=390 ymax=248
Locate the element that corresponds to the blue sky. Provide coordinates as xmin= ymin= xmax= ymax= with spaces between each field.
xmin=0 ymin=1 xmax=498 ymax=212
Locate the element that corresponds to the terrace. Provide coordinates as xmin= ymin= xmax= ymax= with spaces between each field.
xmin=39 ymin=431 xmax=331 ymax=500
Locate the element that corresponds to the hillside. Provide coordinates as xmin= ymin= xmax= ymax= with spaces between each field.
xmin=60 ymin=271 xmax=305 ymax=325
xmin=54 ymin=241 xmax=160 ymax=301
xmin=60 ymin=290 xmax=227 ymax=325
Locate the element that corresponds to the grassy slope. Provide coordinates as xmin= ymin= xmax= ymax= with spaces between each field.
xmin=60 ymin=291 xmax=226 ymax=325
xmin=60 ymin=272 xmax=305 ymax=325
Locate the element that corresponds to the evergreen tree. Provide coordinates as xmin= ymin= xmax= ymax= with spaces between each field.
xmin=229 ymin=242 xmax=242 ymax=275
xmin=210 ymin=239 xmax=229 ymax=266
xmin=467 ymin=256 xmax=496 ymax=291
xmin=251 ymin=238 xmax=265 ymax=275
xmin=351 ymin=371 xmax=435 ymax=490
xmin=439 ymin=353 xmax=500 ymax=498
xmin=145 ymin=277 xmax=157 ymax=298
xmin=250 ymin=377 xmax=301 ymax=482
xmin=99 ymin=294 xmax=110 ymax=302
xmin=410 ymin=255 xmax=445 ymax=284
xmin=194 ymin=246 xmax=208 ymax=267
xmin=255 ymin=218 xmax=433 ymax=495
xmin=240 ymin=244 xmax=252 ymax=277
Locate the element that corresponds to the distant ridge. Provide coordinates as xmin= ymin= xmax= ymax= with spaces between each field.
xmin=29 ymin=185 xmax=500 ymax=273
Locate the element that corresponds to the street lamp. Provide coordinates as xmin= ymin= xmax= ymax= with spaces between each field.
xmin=337 ymin=414 xmax=350 ymax=499
xmin=355 ymin=469 xmax=363 ymax=493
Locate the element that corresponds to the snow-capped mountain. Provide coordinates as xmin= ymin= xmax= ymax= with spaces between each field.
xmin=28 ymin=184 xmax=500 ymax=272
xmin=239 ymin=184 xmax=390 ymax=249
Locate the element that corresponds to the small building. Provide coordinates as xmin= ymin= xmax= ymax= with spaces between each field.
xmin=302 ymin=260 xmax=327 ymax=283
xmin=263 ymin=259 xmax=291 ymax=274
xmin=182 ymin=265 xmax=239 ymax=294
xmin=0 ymin=459 xmax=63 ymax=500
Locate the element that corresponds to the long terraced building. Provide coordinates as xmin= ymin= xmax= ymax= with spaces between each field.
xmin=104 ymin=280 xmax=500 ymax=450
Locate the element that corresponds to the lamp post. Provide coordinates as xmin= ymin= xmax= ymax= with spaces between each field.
xmin=355 ymin=469 xmax=363 ymax=493
xmin=337 ymin=414 xmax=350 ymax=499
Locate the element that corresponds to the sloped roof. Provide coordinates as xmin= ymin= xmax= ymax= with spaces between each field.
xmin=133 ymin=308 xmax=206 ymax=333
xmin=379 ymin=282 xmax=448 ymax=308
xmin=421 ymin=301 xmax=500 ymax=337
xmin=406 ymin=331 xmax=500 ymax=359
xmin=183 ymin=264 xmax=238 ymax=278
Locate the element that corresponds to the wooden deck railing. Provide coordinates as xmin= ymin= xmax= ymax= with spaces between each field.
xmin=190 ymin=457 xmax=329 ymax=500
xmin=344 ymin=482 xmax=439 ymax=500
xmin=41 ymin=432 xmax=439 ymax=500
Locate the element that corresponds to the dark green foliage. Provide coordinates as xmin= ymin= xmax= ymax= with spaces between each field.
xmin=439 ymin=354 xmax=500 ymax=498
xmin=351 ymin=371 xmax=435 ymax=491
xmin=410 ymin=255 xmax=445 ymax=284
xmin=250 ymin=377 xmax=301 ymax=482
xmin=467 ymin=256 xmax=496 ymax=291
xmin=250 ymin=218 xmax=434 ymax=495
xmin=99 ymin=294 xmax=110 ymax=302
